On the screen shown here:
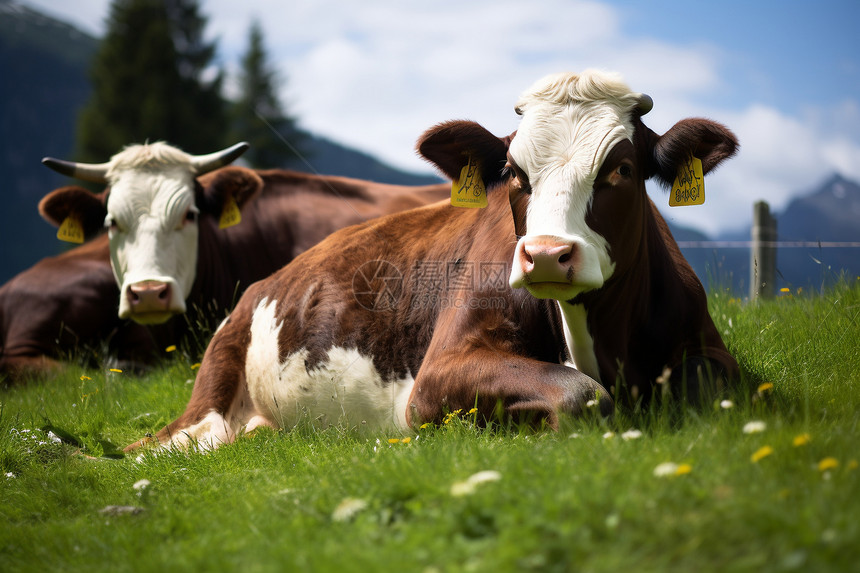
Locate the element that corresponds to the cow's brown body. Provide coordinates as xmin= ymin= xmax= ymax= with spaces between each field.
xmin=2 ymin=167 xmax=447 ymax=382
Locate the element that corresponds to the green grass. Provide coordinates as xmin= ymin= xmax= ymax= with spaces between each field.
xmin=2 ymin=279 xmax=859 ymax=572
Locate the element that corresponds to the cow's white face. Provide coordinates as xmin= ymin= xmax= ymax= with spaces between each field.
xmin=507 ymin=71 xmax=642 ymax=302
xmin=40 ymin=141 xmax=249 ymax=325
xmin=105 ymin=158 xmax=199 ymax=324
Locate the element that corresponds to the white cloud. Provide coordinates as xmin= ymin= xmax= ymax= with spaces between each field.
xmin=24 ymin=0 xmax=860 ymax=235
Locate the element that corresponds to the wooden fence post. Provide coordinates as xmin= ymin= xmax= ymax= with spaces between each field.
xmin=750 ymin=200 xmax=777 ymax=300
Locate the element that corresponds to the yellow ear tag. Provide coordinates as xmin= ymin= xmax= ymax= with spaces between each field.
xmin=218 ymin=194 xmax=242 ymax=229
xmin=57 ymin=215 xmax=85 ymax=243
xmin=451 ymin=155 xmax=487 ymax=208
xmin=669 ymin=154 xmax=705 ymax=207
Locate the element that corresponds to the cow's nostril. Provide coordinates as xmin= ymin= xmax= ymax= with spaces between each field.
xmin=558 ymin=252 xmax=572 ymax=265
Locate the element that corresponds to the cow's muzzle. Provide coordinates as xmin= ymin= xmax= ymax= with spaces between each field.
xmin=125 ymin=280 xmax=175 ymax=324
xmin=515 ymin=236 xmax=576 ymax=285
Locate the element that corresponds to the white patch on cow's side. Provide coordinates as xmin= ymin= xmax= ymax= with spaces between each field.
xmin=508 ymin=70 xmax=638 ymax=294
xmin=558 ymin=302 xmax=600 ymax=382
xmin=244 ymin=297 xmax=414 ymax=432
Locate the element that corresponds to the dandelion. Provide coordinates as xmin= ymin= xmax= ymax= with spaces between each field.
xmin=743 ymin=421 xmax=767 ymax=434
xmin=779 ymin=287 xmax=790 ymax=293
xmin=165 ymin=345 xmax=177 ymax=353
xmin=80 ymin=375 xmax=91 ymax=381
xmin=674 ymin=464 xmax=692 ymax=475
xmin=387 ymin=438 xmax=400 ymax=444
xmin=621 ymin=429 xmax=642 ymax=441
xmin=450 ymin=470 xmax=501 ymax=496
xmin=468 ymin=408 xmax=478 ymax=415
xmin=190 ymin=363 xmax=201 ymax=370
xmin=751 ymin=445 xmax=774 ymax=463
xmin=757 ymin=382 xmax=774 ymax=393
xmin=109 ymin=368 xmax=123 ymax=373
xmin=400 ymin=437 xmax=411 ymax=444
xmin=419 ymin=423 xmax=432 ymax=429
xmin=331 ymin=498 xmax=368 ymax=522
xmin=792 ymin=434 xmax=811 ymax=447
xmin=818 ymin=457 xmax=839 ymax=472
xmin=720 ymin=400 xmax=734 ymax=409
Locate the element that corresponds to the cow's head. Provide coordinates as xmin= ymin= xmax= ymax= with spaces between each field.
xmin=418 ymin=70 xmax=737 ymax=347
xmin=39 ymin=142 xmax=254 ymax=324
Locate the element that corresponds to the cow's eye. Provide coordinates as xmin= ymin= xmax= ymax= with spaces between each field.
xmin=179 ymin=207 xmax=199 ymax=229
xmin=616 ymin=164 xmax=633 ymax=178
xmin=105 ymin=216 xmax=122 ymax=233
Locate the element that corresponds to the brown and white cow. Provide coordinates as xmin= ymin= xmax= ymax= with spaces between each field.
xmin=1 ymin=148 xmax=447 ymax=382
xmin=128 ymin=70 xmax=740 ymax=451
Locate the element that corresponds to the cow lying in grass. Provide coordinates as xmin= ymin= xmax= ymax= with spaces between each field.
xmin=127 ymin=69 xmax=740 ymax=451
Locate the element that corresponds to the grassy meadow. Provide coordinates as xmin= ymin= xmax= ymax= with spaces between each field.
xmin=1 ymin=278 xmax=859 ymax=572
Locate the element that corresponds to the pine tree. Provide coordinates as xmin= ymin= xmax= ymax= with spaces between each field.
xmin=229 ymin=20 xmax=307 ymax=169
xmin=76 ymin=0 xmax=227 ymax=162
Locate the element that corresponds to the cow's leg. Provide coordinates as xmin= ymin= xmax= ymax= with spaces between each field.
xmin=669 ymin=355 xmax=731 ymax=406
xmin=407 ymin=348 xmax=612 ymax=428
xmin=124 ymin=316 xmax=252 ymax=452
xmin=1 ymin=355 xmax=65 ymax=383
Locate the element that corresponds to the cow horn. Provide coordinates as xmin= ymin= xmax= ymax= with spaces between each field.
xmin=190 ymin=142 xmax=250 ymax=175
xmin=636 ymin=93 xmax=653 ymax=115
xmin=41 ymin=157 xmax=110 ymax=184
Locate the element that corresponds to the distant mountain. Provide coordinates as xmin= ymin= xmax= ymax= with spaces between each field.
xmin=0 ymin=1 xmax=439 ymax=282
xmin=676 ymin=175 xmax=860 ymax=294
xmin=0 ymin=0 xmax=98 ymax=281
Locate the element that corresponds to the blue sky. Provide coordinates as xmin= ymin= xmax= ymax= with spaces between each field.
xmin=25 ymin=0 xmax=860 ymax=235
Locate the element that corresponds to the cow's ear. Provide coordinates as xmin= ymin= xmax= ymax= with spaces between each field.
xmin=648 ymin=118 xmax=739 ymax=188
xmin=417 ymin=121 xmax=511 ymax=188
xmin=197 ymin=166 xmax=265 ymax=215
xmin=38 ymin=186 xmax=108 ymax=238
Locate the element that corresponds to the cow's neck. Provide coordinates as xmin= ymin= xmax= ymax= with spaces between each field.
xmin=557 ymin=301 xmax=601 ymax=382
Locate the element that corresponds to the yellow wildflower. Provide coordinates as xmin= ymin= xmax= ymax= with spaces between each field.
xmin=419 ymin=422 xmax=432 ymax=429
xmin=818 ymin=457 xmax=839 ymax=472
xmin=792 ymin=434 xmax=811 ymax=447
xmin=674 ymin=463 xmax=693 ymax=476
xmin=109 ymin=368 xmax=123 ymax=373
xmin=468 ymin=408 xmax=478 ymax=415
xmin=779 ymin=287 xmax=790 ymax=293
xmin=388 ymin=438 xmax=400 ymax=444
xmin=80 ymin=375 xmax=91 ymax=381
xmin=757 ymin=382 xmax=774 ymax=393
xmin=165 ymin=345 xmax=177 ymax=352
xmin=400 ymin=437 xmax=411 ymax=444
xmin=191 ymin=363 xmax=201 ymax=370
xmin=751 ymin=445 xmax=774 ymax=463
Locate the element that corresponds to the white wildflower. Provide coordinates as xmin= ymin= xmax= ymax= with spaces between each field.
xmin=602 ymin=431 xmax=615 ymax=440
xmin=450 ymin=470 xmax=502 ymax=497
xmin=332 ymin=497 xmax=368 ymax=522
xmin=743 ymin=421 xmax=767 ymax=434
xmin=653 ymin=462 xmax=679 ymax=477
xmin=132 ymin=479 xmax=151 ymax=491
xmin=621 ymin=429 xmax=642 ymax=441
xmin=720 ymin=400 xmax=734 ymax=409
